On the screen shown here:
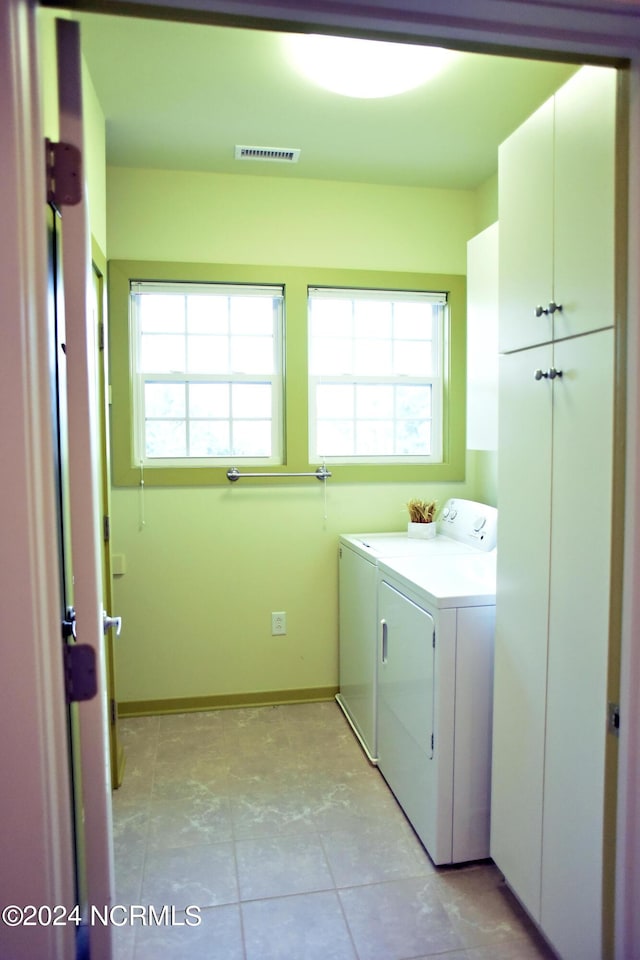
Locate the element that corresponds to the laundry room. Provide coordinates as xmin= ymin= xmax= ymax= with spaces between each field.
xmin=35 ymin=7 xmax=623 ymax=959
xmin=38 ymin=8 xmax=577 ymax=716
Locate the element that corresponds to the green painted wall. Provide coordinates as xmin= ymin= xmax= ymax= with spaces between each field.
xmin=107 ymin=165 xmax=485 ymax=707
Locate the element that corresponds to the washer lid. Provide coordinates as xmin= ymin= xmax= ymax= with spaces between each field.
xmin=378 ymin=552 xmax=497 ymax=608
xmin=340 ymin=531 xmax=477 ymax=561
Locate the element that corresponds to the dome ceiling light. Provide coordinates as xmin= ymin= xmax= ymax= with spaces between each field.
xmin=283 ymin=33 xmax=457 ymax=99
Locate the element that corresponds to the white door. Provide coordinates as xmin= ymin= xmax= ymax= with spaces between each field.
xmin=491 ymin=343 xmax=553 ymax=919
xmin=541 ymin=328 xmax=615 ymax=959
xmin=56 ymin=19 xmax=114 ymax=959
xmin=377 ymin=581 xmax=442 ymax=858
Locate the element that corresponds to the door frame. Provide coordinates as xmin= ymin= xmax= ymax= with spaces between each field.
xmin=2 ymin=2 xmax=639 ymax=959
xmin=69 ymin=3 xmax=640 ymax=953
xmin=0 ymin=3 xmax=76 ymax=959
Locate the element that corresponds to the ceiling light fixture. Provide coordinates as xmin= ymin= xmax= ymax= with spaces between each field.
xmin=283 ymin=33 xmax=456 ymax=99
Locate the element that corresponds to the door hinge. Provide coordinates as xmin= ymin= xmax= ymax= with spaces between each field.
xmin=63 ymin=643 xmax=97 ymax=703
xmin=431 ymin=733 xmax=435 ymax=752
xmin=98 ymin=321 xmax=105 ymax=351
xmin=110 ymin=697 xmax=117 ymax=726
xmin=104 ymin=515 xmax=110 ymax=543
xmin=608 ymin=702 xmax=620 ymax=737
xmin=45 ymin=138 xmax=82 ymax=207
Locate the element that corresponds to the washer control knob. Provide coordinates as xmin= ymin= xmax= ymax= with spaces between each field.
xmin=473 ymin=515 xmax=487 ymax=532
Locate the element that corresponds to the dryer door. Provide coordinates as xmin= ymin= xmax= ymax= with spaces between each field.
xmin=378 ymin=580 xmax=450 ymax=863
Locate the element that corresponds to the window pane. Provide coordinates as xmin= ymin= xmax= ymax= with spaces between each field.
xmin=354 ymin=338 xmax=392 ymax=375
xmin=353 ymin=300 xmax=392 ymax=338
xmin=356 ymin=420 xmax=394 ymax=455
xmin=310 ymin=299 xmax=352 ymax=338
xmin=145 ymin=420 xmax=186 ymax=457
xmin=145 ymin=383 xmax=185 ymax=418
xmin=231 ymin=336 xmax=273 ymax=374
xmin=232 ymin=383 xmax=272 ymax=418
xmin=393 ymin=301 xmax=433 ymax=339
xmin=140 ymin=334 xmax=185 ymax=373
xmin=396 ymin=385 xmax=431 ymax=419
xmin=187 ymin=335 xmax=228 ymax=374
xmin=316 ymin=384 xmax=354 ymax=418
xmin=230 ymin=297 xmax=274 ymax=335
xmin=189 ymin=383 xmax=229 ymax=418
xmin=190 ymin=421 xmax=230 ymax=457
xmin=356 ymin=385 xmax=394 ymax=419
xmin=139 ymin=295 xmax=185 ymax=333
xmin=232 ymin=420 xmax=272 ymax=457
xmin=317 ymin=420 xmax=354 ymax=456
xmin=396 ymin=420 xmax=431 ymax=455
xmin=394 ymin=340 xmax=433 ymax=375
xmin=187 ymin=295 xmax=229 ymax=335
xmin=310 ymin=338 xmax=352 ymax=375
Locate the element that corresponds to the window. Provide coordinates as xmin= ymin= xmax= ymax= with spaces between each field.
xmin=130 ymin=281 xmax=284 ymax=466
xmin=308 ymin=287 xmax=446 ymax=463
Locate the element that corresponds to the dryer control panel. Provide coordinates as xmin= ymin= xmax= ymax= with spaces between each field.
xmin=437 ymin=499 xmax=497 ymax=551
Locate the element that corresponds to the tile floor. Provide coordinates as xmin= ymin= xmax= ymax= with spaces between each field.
xmin=111 ymin=701 xmax=557 ymax=960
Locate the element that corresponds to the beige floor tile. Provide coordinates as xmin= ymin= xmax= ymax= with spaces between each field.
xmin=339 ymin=877 xmax=464 ymax=960
xmin=133 ymin=903 xmax=244 ymax=960
xmin=235 ymin=833 xmax=334 ymax=900
xmin=141 ymin=841 xmax=238 ymax=910
xmin=242 ymin=890 xmax=357 ymax=960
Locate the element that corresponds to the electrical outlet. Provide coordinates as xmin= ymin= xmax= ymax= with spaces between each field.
xmin=271 ymin=611 xmax=287 ymax=636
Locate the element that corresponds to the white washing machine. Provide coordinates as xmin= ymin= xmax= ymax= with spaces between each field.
xmin=337 ymin=499 xmax=497 ymax=763
xmin=376 ymin=550 xmax=496 ymax=865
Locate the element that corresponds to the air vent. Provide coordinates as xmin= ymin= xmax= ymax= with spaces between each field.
xmin=235 ymin=145 xmax=301 ymax=164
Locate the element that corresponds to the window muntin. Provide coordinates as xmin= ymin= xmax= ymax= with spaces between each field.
xmin=308 ymin=287 xmax=446 ymax=464
xmin=130 ymin=282 xmax=284 ymax=465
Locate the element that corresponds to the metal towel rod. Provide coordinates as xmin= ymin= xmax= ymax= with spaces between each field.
xmin=226 ymin=466 xmax=331 ymax=482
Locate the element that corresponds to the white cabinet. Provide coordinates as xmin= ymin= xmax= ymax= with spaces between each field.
xmin=499 ymin=66 xmax=616 ymax=353
xmin=492 ymin=64 xmax=616 ymax=960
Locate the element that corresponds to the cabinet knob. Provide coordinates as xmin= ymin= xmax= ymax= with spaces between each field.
xmin=535 ymin=301 xmax=563 ymax=317
xmin=534 ymin=368 xmax=563 ymax=381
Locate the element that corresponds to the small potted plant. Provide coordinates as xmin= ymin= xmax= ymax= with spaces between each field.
xmin=406 ymin=498 xmax=438 ymax=539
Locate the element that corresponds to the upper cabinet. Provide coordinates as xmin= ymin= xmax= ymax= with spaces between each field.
xmin=499 ymin=66 xmax=616 ymax=353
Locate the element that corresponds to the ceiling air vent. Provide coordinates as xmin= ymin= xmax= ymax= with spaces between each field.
xmin=235 ymin=145 xmax=301 ymax=164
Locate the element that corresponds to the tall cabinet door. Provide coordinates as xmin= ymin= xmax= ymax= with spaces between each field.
xmin=554 ymin=68 xmax=616 ymax=341
xmin=491 ymin=344 xmax=553 ymax=919
xmin=541 ymin=330 xmax=614 ymax=959
xmin=498 ymin=97 xmax=554 ymax=353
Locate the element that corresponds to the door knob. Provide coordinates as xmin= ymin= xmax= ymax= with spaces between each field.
xmin=102 ymin=610 xmax=122 ymax=637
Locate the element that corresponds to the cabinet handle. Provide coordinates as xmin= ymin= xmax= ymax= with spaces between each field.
xmin=534 ymin=368 xmax=563 ymax=381
xmin=535 ymin=301 xmax=563 ymax=317
xmin=381 ymin=619 xmax=388 ymax=663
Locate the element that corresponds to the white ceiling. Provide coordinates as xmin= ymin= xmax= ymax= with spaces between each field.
xmin=77 ymin=13 xmax=578 ymax=190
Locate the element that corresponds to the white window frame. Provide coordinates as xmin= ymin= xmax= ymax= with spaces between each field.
xmin=307 ymin=286 xmax=446 ymax=465
xmin=130 ymin=280 xmax=284 ymax=467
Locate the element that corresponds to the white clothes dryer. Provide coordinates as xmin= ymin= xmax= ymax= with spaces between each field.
xmin=376 ymin=551 xmax=497 ymax=865
xmin=337 ymin=499 xmax=496 ymax=763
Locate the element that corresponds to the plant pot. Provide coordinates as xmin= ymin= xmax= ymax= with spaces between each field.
xmin=407 ymin=521 xmax=436 ymax=539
